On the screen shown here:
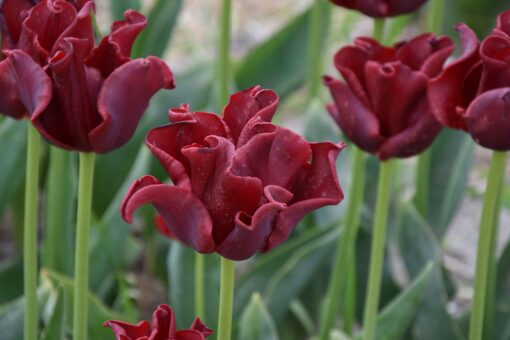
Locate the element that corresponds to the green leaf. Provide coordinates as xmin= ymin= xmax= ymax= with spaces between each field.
xmin=239 ymin=293 xmax=279 ymax=340
xmin=0 ymin=257 xmax=23 ymax=304
xmin=444 ymin=0 xmax=508 ymax=37
xmin=110 ymin=0 xmax=141 ymax=21
xmin=132 ymin=0 xmax=183 ymax=58
xmin=0 ymin=119 xmax=27 ymax=218
xmin=427 ymin=130 xmax=474 ymax=237
xmin=40 ymin=286 xmax=67 ymax=340
xmin=235 ymin=5 xmax=330 ymax=100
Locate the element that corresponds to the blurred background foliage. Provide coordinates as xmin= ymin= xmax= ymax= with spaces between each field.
xmin=0 ymin=0 xmax=509 ymax=339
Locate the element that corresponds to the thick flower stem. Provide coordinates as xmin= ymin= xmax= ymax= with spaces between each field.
xmin=217 ymin=0 xmax=231 ymax=107
xmin=426 ymin=0 xmax=444 ymax=34
xmin=319 ymin=147 xmax=366 ymax=340
xmin=43 ymin=147 xmax=68 ymax=273
xmin=362 ymin=160 xmax=394 ymax=340
xmin=23 ymin=124 xmax=41 ymax=340
xmin=217 ymin=257 xmax=236 ymax=340
xmin=469 ymin=151 xmax=507 ymax=340
xmin=307 ymin=0 xmax=331 ymax=99
xmin=195 ymin=253 xmax=205 ymax=319
xmin=73 ymin=152 xmax=96 ymax=340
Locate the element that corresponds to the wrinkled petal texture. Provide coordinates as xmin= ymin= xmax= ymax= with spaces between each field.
xmin=105 ymin=304 xmax=212 ymax=340
xmin=329 ymin=0 xmax=428 ymax=17
xmin=429 ymin=11 xmax=510 ymax=150
xmin=122 ymin=87 xmax=344 ymax=260
xmin=0 ymin=0 xmax=33 ymax=50
xmin=326 ymin=33 xmax=451 ymax=159
xmin=2 ymin=1 xmax=175 ymax=152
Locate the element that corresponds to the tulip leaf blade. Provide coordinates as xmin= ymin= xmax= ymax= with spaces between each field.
xmin=132 ymin=0 xmax=183 ymax=58
xmin=0 ymin=257 xmax=23 ymax=305
xmin=234 ymin=4 xmax=330 ymax=100
xmin=239 ymin=293 xmax=280 ymax=340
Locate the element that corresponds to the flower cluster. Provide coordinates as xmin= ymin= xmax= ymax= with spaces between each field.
xmin=122 ymin=86 xmax=345 ymax=260
xmin=105 ymin=304 xmax=213 ymax=340
xmin=324 ymin=33 xmax=454 ymax=160
xmin=429 ymin=11 xmax=510 ymax=151
xmin=0 ymin=0 xmax=174 ymax=153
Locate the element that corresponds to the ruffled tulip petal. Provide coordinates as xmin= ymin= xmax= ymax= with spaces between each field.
xmin=268 ymin=142 xmax=344 ymax=249
xmin=496 ymin=9 xmax=510 ymax=36
xmin=223 ymin=86 xmax=279 ymax=143
xmin=217 ymin=185 xmax=292 ymax=260
xmin=86 ymin=10 xmax=147 ymax=77
xmin=150 ymin=304 xmax=177 ymax=339
xmin=329 ymin=0 xmax=427 ymax=18
xmin=176 ymin=330 xmax=210 ymax=340
xmin=364 ymin=61 xmax=428 ymax=136
xmin=0 ymin=0 xmax=33 ymax=49
xmin=104 ymin=320 xmax=151 ymax=339
xmin=479 ymin=33 xmax=510 ymax=92
xmin=89 ymin=56 xmax=175 ymax=153
xmin=324 ymin=75 xmax=383 ymax=153
xmin=146 ymin=110 xmax=228 ymax=187
xmin=190 ymin=318 xmax=213 ymax=337
xmin=464 ymin=87 xmax=510 ymax=150
xmin=0 ymin=50 xmax=52 ymax=119
xmin=428 ymin=24 xmax=480 ymax=130
xmin=379 ymin=97 xmax=442 ymax=159
xmin=33 ymin=38 xmax=101 ymax=151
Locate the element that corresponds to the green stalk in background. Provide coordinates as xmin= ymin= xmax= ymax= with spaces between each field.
xmin=318 ymin=18 xmax=385 ymax=340
xmin=23 ymin=124 xmax=41 ymax=340
xmin=73 ymin=152 xmax=96 ymax=340
xmin=362 ymin=160 xmax=394 ymax=340
xmin=217 ymin=0 xmax=232 ymax=108
xmin=307 ymin=0 xmax=332 ymax=99
xmin=414 ymin=0 xmax=444 ymax=216
xmin=469 ymin=151 xmax=507 ymax=340
xmin=217 ymin=258 xmax=236 ymax=340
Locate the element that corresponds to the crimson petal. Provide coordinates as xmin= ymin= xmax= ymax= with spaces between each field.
xmin=0 ymin=0 xmax=33 ymax=49
xmin=89 ymin=56 xmax=175 ymax=153
xmin=103 ymin=320 xmax=151 ymax=340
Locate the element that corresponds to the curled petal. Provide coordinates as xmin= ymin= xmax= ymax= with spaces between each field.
xmin=89 ymin=56 xmax=175 ymax=153
xmin=145 ymin=110 xmax=227 ymax=187
xmin=0 ymin=50 xmax=52 ymax=119
xmin=464 ymin=88 xmax=510 ymax=151
xmin=0 ymin=0 xmax=33 ymax=49
xmin=121 ymin=176 xmax=215 ymax=253
xmin=154 ymin=214 xmax=177 ymax=240
xmin=190 ymin=318 xmax=213 ymax=337
xmin=268 ymin=142 xmax=345 ymax=250
xmin=86 ymin=10 xmax=147 ymax=77
xmin=323 ymin=75 xmax=383 ymax=153
xmin=428 ymin=23 xmax=480 ymax=130
xmin=496 ymin=9 xmax=510 ymax=36
xmin=217 ymin=185 xmax=292 ymax=260
xmin=151 ymin=304 xmax=177 ymax=339
xmin=479 ymin=33 xmax=510 ymax=92
xmin=103 ymin=320 xmax=151 ymax=340
xmin=329 ymin=0 xmax=427 ymax=18
xmin=223 ymin=86 xmax=279 ymax=143
xmin=379 ymin=97 xmax=442 ymax=159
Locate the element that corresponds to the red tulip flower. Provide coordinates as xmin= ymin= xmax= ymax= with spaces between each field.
xmin=324 ymin=33 xmax=454 ymax=160
xmin=429 ymin=11 xmax=510 ymax=151
xmin=121 ymin=86 xmax=344 ymax=261
xmin=329 ymin=0 xmax=428 ymax=18
xmin=105 ymin=304 xmax=212 ymax=340
xmin=0 ymin=0 xmax=174 ymax=152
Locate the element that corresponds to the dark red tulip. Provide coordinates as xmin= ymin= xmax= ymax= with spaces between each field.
xmin=329 ymin=0 xmax=428 ymax=18
xmin=0 ymin=0 xmax=174 ymax=152
xmin=121 ymin=86 xmax=344 ymax=261
xmin=429 ymin=11 xmax=510 ymax=151
xmin=104 ymin=304 xmax=213 ymax=340
xmin=324 ymin=33 xmax=454 ymax=160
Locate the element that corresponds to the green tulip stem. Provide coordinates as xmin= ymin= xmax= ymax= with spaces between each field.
xmin=469 ymin=151 xmax=507 ymax=340
xmin=362 ymin=160 xmax=394 ymax=340
xmin=373 ymin=18 xmax=386 ymax=43
xmin=426 ymin=0 xmax=444 ymax=34
xmin=73 ymin=152 xmax=96 ymax=340
xmin=319 ymin=147 xmax=366 ymax=340
xmin=217 ymin=257 xmax=236 ymax=340
xmin=307 ymin=0 xmax=331 ymax=98
xmin=195 ymin=253 xmax=205 ymax=319
xmin=43 ymin=147 xmax=67 ymax=272
xmin=23 ymin=124 xmax=41 ymax=340
xmin=217 ymin=0 xmax=231 ymax=108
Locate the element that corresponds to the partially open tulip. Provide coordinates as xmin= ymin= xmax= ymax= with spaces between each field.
xmin=429 ymin=11 xmax=510 ymax=151
xmin=0 ymin=0 xmax=174 ymax=152
xmin=105 ymin=304 xmax=213 ymax=340
xmin=324 ymin=33 xmax=454 ymax=160
xmin=121 ymin=86 xmax=344 ymax=261
xmin=329 ymin=0 xmax=428 ymax=18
